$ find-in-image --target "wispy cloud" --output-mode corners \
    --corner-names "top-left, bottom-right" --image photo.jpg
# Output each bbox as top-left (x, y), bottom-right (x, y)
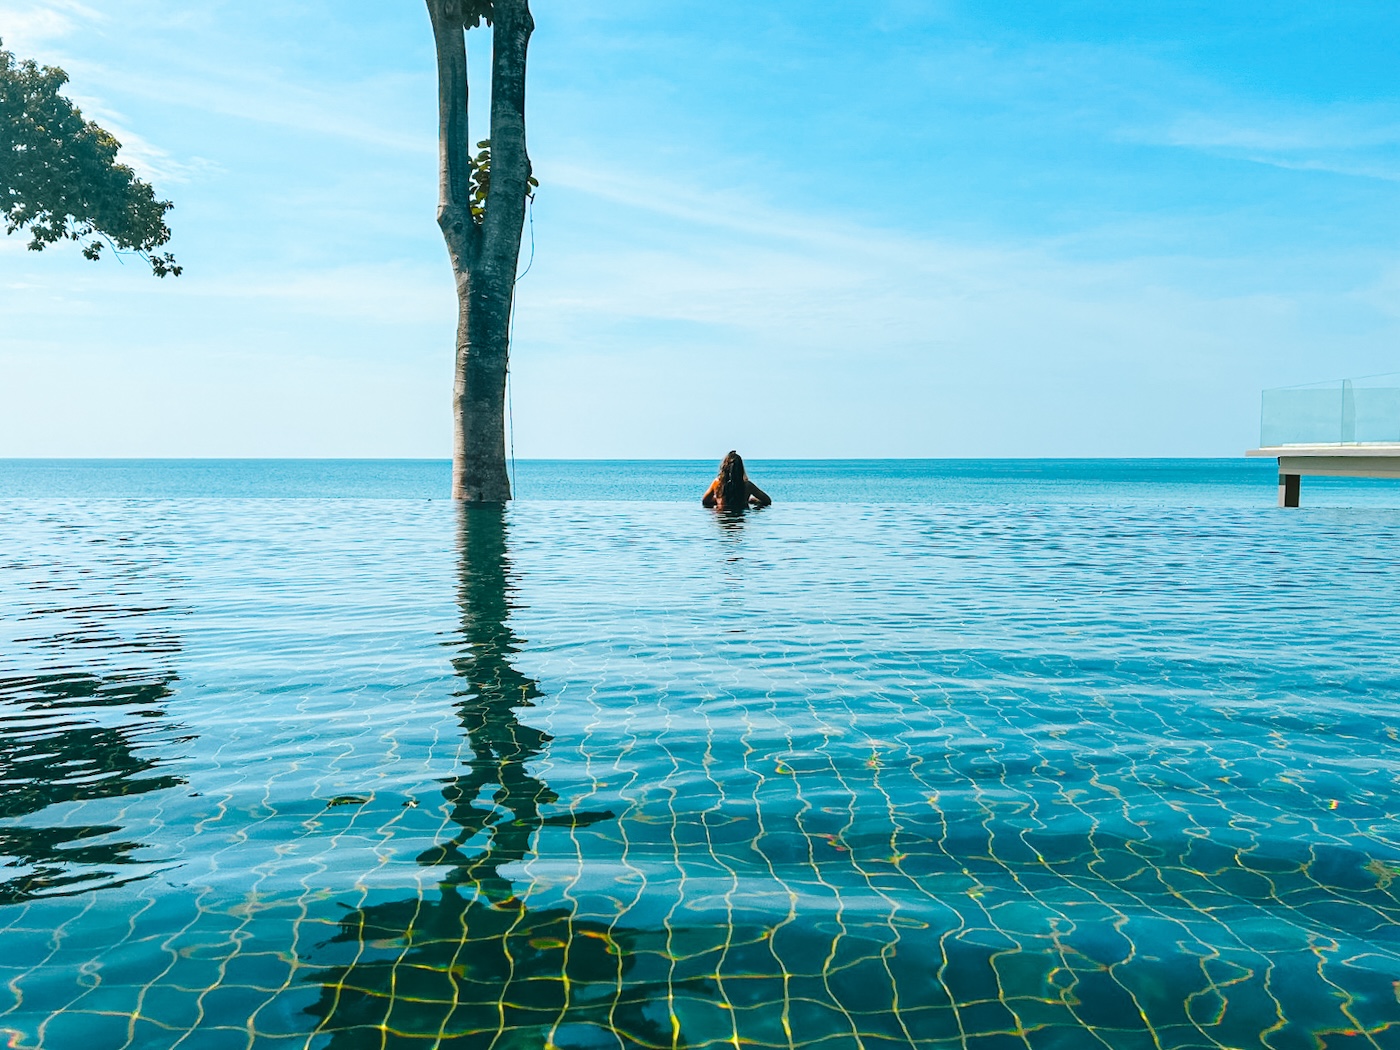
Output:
top-left (1161, 112), bottom-right (1400, 153)
top-left (65, 58), bottom-right (436, 154)
top-left (1140, 107), bottom-right (1400, 181)
top-left (6, 0), bottom-right (432, 155)
top-left (64, 90), bottom-right (219, 184)
top-left (0, 0), bottom-right (101, 53)
top-left (522, 159), bottom-right (1310, 371)
top-left (899, 34), bottom-right (1400, 185)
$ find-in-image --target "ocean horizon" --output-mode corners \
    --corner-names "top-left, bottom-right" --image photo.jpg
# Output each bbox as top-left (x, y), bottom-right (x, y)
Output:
top-left (5, 456), bottom-right (1400, 506)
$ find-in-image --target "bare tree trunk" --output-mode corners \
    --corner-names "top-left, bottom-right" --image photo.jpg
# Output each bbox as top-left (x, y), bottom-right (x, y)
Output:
top-left (427, 0), bottom-right (534, 502)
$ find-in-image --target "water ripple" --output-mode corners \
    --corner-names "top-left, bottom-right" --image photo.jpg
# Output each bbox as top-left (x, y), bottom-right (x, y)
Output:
top-left (0, 499), bottom-right (1396, 1047)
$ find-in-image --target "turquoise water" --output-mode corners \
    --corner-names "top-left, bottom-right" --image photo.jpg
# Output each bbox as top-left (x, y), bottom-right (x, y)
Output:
top-left (7, 456), bottom-right (1400, 505)
top-left (2, 463), bottom-right (1399, 1048)
top-left (4, 456), bottom-right (1400, 506)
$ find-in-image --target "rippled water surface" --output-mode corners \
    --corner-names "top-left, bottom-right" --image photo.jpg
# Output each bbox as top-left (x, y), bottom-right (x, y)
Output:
top-left (2, 492), bottom-right (1399, 1048)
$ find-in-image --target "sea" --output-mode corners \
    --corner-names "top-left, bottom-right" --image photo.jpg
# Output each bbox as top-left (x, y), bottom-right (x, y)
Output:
top-left (0, 459), bottom-right (1397, 1049)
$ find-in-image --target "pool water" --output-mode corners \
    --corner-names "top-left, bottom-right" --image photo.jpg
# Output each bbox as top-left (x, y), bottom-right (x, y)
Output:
top-left (2, 491), bottom-right (1399, 1048)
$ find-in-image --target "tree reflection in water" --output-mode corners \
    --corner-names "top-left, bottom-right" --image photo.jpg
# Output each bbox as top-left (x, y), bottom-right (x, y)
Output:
top-left (0, 670), bottom-right (184, 903)
top-left (0, 578), bottom-right (186, 906)
top-left (307, 506), bottom-right (676, 1049)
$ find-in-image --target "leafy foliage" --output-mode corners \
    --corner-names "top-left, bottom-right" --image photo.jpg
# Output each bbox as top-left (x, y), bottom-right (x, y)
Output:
top-left (440, 0), bottom-right (496, 29)
top-left (467, 138), bottom-right (538, 224)
top-left (0, 41), bottom-right (180, 277)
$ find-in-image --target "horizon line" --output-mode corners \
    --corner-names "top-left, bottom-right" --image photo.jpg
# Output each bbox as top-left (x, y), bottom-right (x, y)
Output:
top-left (0, 455), bottom-right (1268, 463)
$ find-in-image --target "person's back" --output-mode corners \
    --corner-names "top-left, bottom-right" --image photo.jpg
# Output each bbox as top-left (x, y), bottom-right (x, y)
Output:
top-left (701, 451), bottom-right (771, 510)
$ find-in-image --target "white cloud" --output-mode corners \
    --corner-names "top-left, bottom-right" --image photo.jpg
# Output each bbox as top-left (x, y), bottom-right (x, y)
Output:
top-left (1161, 112), bottom-right (1400, 154)
top-left (7, 1), bottom-right (432, 156)
top-left (62, 89), bottom-right (219, 184)
top-left (0, 0), bottom-right (102, 54)
top-left (63, 56), bottom-right (435, 155)
top-left (913, 37), bottom-right (1400, 184)
top-left (1125, 105), bottom-right (1400, 181)
top-left (526, 161), bottom-right (1272, 362)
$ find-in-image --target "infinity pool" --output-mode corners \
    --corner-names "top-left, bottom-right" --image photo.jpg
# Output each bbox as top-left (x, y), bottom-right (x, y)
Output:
top-left (2, 497), bottom-right (1398, 1048)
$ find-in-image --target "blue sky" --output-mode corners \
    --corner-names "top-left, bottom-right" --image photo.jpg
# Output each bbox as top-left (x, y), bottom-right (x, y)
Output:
top-left (3, 0), bottom-right (1400, 457)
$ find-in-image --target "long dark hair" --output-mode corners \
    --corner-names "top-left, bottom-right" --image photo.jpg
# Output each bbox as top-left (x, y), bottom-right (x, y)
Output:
top-left (716, 451), bottom-right (747, 510)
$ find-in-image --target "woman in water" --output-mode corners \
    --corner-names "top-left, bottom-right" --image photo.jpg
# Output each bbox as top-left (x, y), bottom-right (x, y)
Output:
top-left (702, 451), bottom-right (772, 510)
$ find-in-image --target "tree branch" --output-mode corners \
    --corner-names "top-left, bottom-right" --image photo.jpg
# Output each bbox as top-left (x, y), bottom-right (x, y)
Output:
top-left (481, 0), bottom-right (533, 267)
top-left (426, 0), bottom-right (477, 264)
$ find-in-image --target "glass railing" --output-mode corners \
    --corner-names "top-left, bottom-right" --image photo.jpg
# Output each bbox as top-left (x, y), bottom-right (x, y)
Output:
top-left (1261, 373), bottom-right (1400, 446)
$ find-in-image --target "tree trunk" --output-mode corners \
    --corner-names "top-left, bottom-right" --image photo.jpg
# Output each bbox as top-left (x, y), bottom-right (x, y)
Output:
top-left (427, 0), bottom-right (534, 502)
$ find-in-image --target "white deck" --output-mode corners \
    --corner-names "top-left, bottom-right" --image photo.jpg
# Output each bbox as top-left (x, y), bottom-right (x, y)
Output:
top-left (1247, 444), bottom-right (1400, 478)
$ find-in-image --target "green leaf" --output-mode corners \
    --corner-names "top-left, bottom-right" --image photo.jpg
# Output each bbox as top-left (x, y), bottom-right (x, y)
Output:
top-left (0, 39), bottom-right (179, 276)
